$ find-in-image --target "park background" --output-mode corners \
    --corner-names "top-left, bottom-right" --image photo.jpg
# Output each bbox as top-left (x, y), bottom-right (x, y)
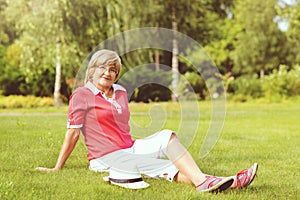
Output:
top-left (0, 0), bottom-right (300, 106)
top-left (0, 0), bottom-right (299, 199)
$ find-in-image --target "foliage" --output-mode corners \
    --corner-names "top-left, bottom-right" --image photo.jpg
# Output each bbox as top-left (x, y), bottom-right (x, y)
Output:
top-left (0, 44), bottom-right (26, 95)
top-left (276, 0), bottom-right (300, 65)
top-left (0, 0), bottom-right (299, 101)
top-left (119, 65), bottom-right (172, 102)
top-left (0, 0), bottom-right (18, 45)
top-left (0, 95), bottom-right (54, 108)
top-left (229, 64), bottom-right (300, 102)
top-left (262, 64), bottom-right (300, 101)
top-left (229, 74), bottom-right (263, 101)
top-left (177, 71), bottom-right (206, 100)
top-left (231, 0), bottom-right (289, 77)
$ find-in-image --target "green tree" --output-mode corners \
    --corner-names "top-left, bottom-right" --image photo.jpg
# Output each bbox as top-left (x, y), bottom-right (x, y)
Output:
top-left (280, 0), bottom-right (300, 64)
top-left (120, 0), bottom-right (234, 100)
top-left (232, 0), bottom-right (288, 78)
top-left (0, 0), bottom-right (18, 45)
top-left (0, 44), bottom-right (26, 95)
top-left (3, 0), bottom-right (124, 103)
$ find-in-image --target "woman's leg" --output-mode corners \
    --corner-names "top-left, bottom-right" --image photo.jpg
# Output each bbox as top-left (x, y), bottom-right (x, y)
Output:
top-left (167, 134), bottom-right (258, 192)
top-left (174, 171), bottom-right (192, 184)
top-left (166, 134), bottom-right (206, 186)
top-left (134, 130), bottom-right (234, 192)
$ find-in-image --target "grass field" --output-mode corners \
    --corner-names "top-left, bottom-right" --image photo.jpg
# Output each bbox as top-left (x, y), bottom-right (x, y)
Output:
top-left (0, 101), bottom-right (299, 199)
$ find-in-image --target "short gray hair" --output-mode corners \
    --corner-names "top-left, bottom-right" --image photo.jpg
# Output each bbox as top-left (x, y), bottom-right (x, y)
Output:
top-left (84, 49), bottom-right (122, 84)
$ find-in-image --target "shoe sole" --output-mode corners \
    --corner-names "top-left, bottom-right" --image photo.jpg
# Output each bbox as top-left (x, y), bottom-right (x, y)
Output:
top-left (214, 178), bottom-right (234, 193)
top-left (201, 178), bottom-right (234, 193)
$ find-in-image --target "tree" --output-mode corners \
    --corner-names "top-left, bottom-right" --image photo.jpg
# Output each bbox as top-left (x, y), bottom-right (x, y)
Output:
top-left (5, 0), bottom-right (296, 101)
top-left (232, 0), bottom-right (289, 78)
top-left (3, 0), bottom-right (124, 103)
top-left (280, 0), bottom-right (300, 64)
top-left (124, 0), bottom-right (232, 100)
top-left (202, 1), bottom-right (237, 74)
top-left (0, 44), bottom-right (26, 95)
top-left (4, 0), bottom-right (70, 102)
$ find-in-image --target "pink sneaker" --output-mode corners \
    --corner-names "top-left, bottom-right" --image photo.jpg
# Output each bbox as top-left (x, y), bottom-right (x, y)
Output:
top-left (196, 175), bottom-right (234, 193)
top-left (234, 163), bottom-right (258, 189)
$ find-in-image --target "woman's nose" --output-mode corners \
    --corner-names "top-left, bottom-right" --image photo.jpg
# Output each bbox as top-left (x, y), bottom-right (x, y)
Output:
top-left (103, 68), bottom-right (111, 75)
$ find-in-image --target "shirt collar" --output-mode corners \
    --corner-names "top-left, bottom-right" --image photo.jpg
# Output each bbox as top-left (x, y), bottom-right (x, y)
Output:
top-left (85, 81), bottom-right (126, 96)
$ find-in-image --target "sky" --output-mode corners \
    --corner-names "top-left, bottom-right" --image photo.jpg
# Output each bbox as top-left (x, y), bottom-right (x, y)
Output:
top-left (276, 0), bottom-right (299, 31)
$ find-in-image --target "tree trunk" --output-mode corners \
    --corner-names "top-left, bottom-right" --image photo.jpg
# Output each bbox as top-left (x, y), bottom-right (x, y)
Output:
top-left (54, 38), bottom-right (62, 107)
top-left (171, 4), bottom-right (179, 102)
top-left (155, 49), bottom-right (160, 71)
top-left (260, 66), bottom-right (265, 79)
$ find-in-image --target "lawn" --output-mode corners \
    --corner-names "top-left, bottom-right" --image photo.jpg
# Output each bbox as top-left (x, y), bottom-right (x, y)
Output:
top-left (0, 101), bottom-right (299, 199)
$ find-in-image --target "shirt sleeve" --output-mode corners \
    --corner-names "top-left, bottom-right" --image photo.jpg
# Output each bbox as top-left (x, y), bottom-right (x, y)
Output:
top-left (67, 88), bottom-right (87, 129)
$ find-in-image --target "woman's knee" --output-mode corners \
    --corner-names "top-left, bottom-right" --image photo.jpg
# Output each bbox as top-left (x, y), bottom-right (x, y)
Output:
top-left (170, 132), bottom-right (177, 141)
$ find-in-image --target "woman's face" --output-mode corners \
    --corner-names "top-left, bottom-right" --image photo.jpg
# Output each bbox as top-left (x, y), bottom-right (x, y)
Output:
top-left (92, 65), bottom-right (118, 89)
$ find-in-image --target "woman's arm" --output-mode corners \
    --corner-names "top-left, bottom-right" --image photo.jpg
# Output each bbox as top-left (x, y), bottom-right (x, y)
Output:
top-left (36, 128), bottom-right (80, 172)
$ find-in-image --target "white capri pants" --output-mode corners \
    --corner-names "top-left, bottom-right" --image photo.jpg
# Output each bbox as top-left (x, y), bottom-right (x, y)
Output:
top-left (89, 129), bottom-right (179, 182)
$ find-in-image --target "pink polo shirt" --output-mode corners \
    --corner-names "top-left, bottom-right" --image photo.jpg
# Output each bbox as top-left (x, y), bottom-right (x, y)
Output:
top-left (67, 82), bottom-right (134, 160)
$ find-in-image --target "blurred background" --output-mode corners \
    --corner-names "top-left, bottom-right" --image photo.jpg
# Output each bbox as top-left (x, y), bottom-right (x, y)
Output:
top-left (0, 0), bottom-right (299, 107)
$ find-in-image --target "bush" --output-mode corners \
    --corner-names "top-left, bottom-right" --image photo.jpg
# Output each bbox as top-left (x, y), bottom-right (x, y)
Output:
top-left (229, 64), bottom-right (300, 102)
top-left (229, 74), bottom-right (263, 100)
top-left (263, 65), bottom-right (300, 101)
top-left (177, 71), bottom-right (206, 100)
top-left (0, 95), bottom-right (54, 108)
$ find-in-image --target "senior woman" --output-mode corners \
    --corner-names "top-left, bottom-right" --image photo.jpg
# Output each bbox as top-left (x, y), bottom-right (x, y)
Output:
top-left (36, 49), bottom-right (258, 192)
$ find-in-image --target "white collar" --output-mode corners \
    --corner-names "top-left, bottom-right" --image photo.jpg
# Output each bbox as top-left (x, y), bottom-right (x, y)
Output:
top-left (85, 81), bottom-right (124, 114)
top-left (85, 81), bottom-right (126, 96)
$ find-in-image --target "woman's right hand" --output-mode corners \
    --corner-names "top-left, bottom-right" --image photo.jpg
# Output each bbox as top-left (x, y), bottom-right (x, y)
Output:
top-left (35, 167), bottom-right (59, 172)
top-left (36, 128), bottom-right (80, 173)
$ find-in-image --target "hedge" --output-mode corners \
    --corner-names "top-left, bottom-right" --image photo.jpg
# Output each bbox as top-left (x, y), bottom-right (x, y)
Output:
top-left (0, 95), bottom-right (54, 108)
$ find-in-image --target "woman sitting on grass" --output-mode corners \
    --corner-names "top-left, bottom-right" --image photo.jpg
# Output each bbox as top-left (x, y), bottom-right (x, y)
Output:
top-left (36, 49), bottom-right (258, 192)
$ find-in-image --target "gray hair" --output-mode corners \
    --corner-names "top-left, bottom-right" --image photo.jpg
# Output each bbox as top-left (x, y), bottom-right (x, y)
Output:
top-left (84, 49), bottom-right (122, 84)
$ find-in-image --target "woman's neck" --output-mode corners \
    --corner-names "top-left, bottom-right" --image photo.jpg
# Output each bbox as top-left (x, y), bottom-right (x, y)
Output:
top-left (97, 84), bottom-right (113, 98)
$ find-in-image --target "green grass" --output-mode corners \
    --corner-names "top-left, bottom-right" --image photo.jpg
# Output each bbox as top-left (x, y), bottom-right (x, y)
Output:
top-left (0, 101), bottom-right (299, 199)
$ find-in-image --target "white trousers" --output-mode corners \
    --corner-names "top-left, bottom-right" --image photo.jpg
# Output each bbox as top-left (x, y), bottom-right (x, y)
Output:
top-left (89, 129), bottom-right (179, 182)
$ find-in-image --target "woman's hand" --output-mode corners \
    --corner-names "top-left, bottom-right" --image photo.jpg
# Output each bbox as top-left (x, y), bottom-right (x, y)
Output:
top-left (36, 128), bottom-right (80, 172)
top-left (35, 167), bottom-right (59, 172)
